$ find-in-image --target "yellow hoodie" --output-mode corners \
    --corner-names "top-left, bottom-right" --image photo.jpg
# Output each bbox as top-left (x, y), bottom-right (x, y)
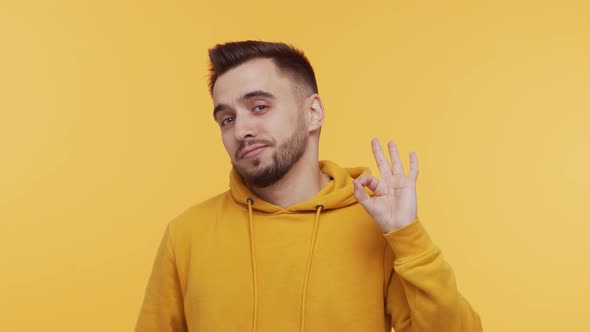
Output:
top-left (135, 160), bottom-right (482, 332)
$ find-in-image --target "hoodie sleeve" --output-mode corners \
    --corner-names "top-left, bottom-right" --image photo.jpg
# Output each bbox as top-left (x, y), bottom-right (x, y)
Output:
top-left (135, 223), bottom-right (188, 332)
top-left (382, 218), bottom-right (482, 332)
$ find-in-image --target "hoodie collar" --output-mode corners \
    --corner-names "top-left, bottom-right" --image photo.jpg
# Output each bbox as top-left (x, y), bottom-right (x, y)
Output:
top-left (229, 160), bottom-right (371, 213)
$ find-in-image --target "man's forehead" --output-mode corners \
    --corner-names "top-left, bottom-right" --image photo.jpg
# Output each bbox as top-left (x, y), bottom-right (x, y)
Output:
top-left (212, 58), bottom-right (290, 103)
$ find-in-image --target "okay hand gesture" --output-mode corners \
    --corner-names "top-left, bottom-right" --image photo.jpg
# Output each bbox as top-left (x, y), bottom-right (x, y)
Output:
top-left (353, 138), bottom-right (419, 233)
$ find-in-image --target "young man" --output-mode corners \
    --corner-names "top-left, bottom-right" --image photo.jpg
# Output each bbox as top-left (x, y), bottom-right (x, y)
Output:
top-left (135, 40), bottom-right (482, 332)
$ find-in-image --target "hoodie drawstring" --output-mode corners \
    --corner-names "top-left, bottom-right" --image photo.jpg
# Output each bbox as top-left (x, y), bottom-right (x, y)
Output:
top-left (246, 197), bottom-right (324, 332)
top-left (246, 197), bottom-right (258, 332)
top-left (300, 204), bottom-right (323, 332)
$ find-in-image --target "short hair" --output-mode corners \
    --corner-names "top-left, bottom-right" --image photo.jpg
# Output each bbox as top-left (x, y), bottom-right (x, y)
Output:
top-left (207, 40), bottom-right (319, 98)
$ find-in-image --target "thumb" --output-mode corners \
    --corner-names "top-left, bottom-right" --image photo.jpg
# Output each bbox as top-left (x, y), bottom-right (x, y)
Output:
top-left (353, 179), bottom-right (372, 208)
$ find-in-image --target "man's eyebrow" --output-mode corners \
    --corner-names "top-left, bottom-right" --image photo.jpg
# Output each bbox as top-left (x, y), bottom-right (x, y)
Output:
top-left (241, 90), bottom-right (276, 101)
top-left (213, 90), bottom-right (276, 119)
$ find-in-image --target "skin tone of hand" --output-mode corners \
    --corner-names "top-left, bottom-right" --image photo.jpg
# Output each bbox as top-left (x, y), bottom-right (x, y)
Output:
top-left (352, 138), bottom-right (419, 234)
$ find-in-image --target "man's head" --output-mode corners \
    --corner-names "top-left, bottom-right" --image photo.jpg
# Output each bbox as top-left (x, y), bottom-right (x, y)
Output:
top-left (208, 40), bottom-right (324, 188)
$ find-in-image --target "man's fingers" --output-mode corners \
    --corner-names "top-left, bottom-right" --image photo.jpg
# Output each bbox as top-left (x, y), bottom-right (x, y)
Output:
top-left (387, 140), bottom-right (405, 176)
top-left (371, 138), bottom-right (393, 182)
top-left (352, 178), bottom-right (371, 206)
top-left (355, 175), bottom-right (381, 193)
top-left (408, 151), bottom-right (419, 179)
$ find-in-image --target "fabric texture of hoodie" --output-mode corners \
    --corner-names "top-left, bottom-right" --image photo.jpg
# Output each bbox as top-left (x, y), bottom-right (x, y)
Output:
top-left (135, 160), bottom-right (482, 332)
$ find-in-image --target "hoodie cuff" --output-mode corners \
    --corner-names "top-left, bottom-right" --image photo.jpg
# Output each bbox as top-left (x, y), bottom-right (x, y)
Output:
top-left (383, 218), bottom-right (436, 261)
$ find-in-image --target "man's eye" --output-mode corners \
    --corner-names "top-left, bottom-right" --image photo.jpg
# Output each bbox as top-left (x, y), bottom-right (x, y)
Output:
top-left (253, 105), bottom-right (268, 112)
top-left (221, 116), bottom-right (234, 126)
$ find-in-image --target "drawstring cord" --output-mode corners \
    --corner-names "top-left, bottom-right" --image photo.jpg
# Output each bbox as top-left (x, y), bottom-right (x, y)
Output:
top-left (246, 197), bottom-right (258, 332)
top-left (300, 204), bottom-right (323, 332)
top-left (246, 197), bottom-right (324, 332)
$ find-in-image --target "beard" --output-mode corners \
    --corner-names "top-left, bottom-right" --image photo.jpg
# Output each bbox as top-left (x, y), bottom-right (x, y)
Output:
top-left (233, 114), bottom-right (308, 188)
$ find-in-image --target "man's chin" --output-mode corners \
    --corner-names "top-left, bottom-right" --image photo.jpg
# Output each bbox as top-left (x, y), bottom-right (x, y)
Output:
top-left (235, 159), bottom-right (267, 176)
top-left (237, 152), bottom-right (268, 166)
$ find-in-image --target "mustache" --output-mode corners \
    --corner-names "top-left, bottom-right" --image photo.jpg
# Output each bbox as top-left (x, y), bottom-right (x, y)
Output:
top-left (235, 139), bottom-right (274, 159)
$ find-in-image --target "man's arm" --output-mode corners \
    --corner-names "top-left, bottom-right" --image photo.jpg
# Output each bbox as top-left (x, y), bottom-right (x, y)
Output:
top-left (135, 223), bottom-right (188, 332)
top-left (383, 218), bottom-right (482, 332)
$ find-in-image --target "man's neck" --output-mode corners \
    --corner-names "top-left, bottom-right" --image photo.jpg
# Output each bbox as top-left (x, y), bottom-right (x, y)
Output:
top-left (248, 159), bottom-right (332, 209)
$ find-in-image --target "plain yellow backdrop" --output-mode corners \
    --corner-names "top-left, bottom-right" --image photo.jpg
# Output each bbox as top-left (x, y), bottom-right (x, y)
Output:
top-left (1, 1), bottom-right (589, 331)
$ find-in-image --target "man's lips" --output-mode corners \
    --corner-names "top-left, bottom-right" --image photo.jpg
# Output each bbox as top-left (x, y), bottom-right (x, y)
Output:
top-left (240, 144), bottom-right (269, 159)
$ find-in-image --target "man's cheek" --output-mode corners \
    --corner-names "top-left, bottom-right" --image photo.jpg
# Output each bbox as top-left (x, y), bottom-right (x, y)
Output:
top-left (220, 139), bottom-right (233, 159)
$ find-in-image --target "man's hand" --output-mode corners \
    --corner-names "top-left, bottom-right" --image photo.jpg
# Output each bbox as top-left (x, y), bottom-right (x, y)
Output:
top-left (353, 138), bottom-right (419, 233)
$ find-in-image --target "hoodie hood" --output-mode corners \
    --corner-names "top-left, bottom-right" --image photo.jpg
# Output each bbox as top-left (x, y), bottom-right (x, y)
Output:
top-left (229, 159), bottom-right (372, 213)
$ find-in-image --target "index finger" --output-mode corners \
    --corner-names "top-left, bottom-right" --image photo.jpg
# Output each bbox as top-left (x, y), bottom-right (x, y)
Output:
top-left (371, 138), bottom-right (393, 182)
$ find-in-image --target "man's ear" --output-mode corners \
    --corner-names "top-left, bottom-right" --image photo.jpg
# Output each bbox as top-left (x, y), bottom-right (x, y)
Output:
top-left (306, 93), bottom-right (324, 133)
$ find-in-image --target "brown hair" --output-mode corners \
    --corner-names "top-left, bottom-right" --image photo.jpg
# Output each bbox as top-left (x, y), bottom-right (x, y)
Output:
top-left (207, 40), bottom-right (318, 97)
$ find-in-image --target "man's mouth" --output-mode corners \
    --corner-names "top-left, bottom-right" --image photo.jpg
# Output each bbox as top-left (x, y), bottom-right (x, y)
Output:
top-left (240, 144), bottom-right (269, 159)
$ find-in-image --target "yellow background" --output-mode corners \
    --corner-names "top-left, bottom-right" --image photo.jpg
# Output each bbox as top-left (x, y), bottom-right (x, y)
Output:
top-left (1, 1), bottom-right (589, 331)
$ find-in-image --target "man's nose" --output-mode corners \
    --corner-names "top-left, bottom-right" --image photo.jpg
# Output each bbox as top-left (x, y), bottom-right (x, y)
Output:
top-left (233, 112), bottom-right (257, 141)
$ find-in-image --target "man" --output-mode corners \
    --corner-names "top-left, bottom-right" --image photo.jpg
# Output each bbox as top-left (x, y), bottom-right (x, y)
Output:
top-left (135, 40), bottom-right (482, 332)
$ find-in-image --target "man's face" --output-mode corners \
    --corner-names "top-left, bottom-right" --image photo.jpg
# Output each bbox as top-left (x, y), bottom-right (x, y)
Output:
top-left (212, 58), bottom-right (309, 188)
